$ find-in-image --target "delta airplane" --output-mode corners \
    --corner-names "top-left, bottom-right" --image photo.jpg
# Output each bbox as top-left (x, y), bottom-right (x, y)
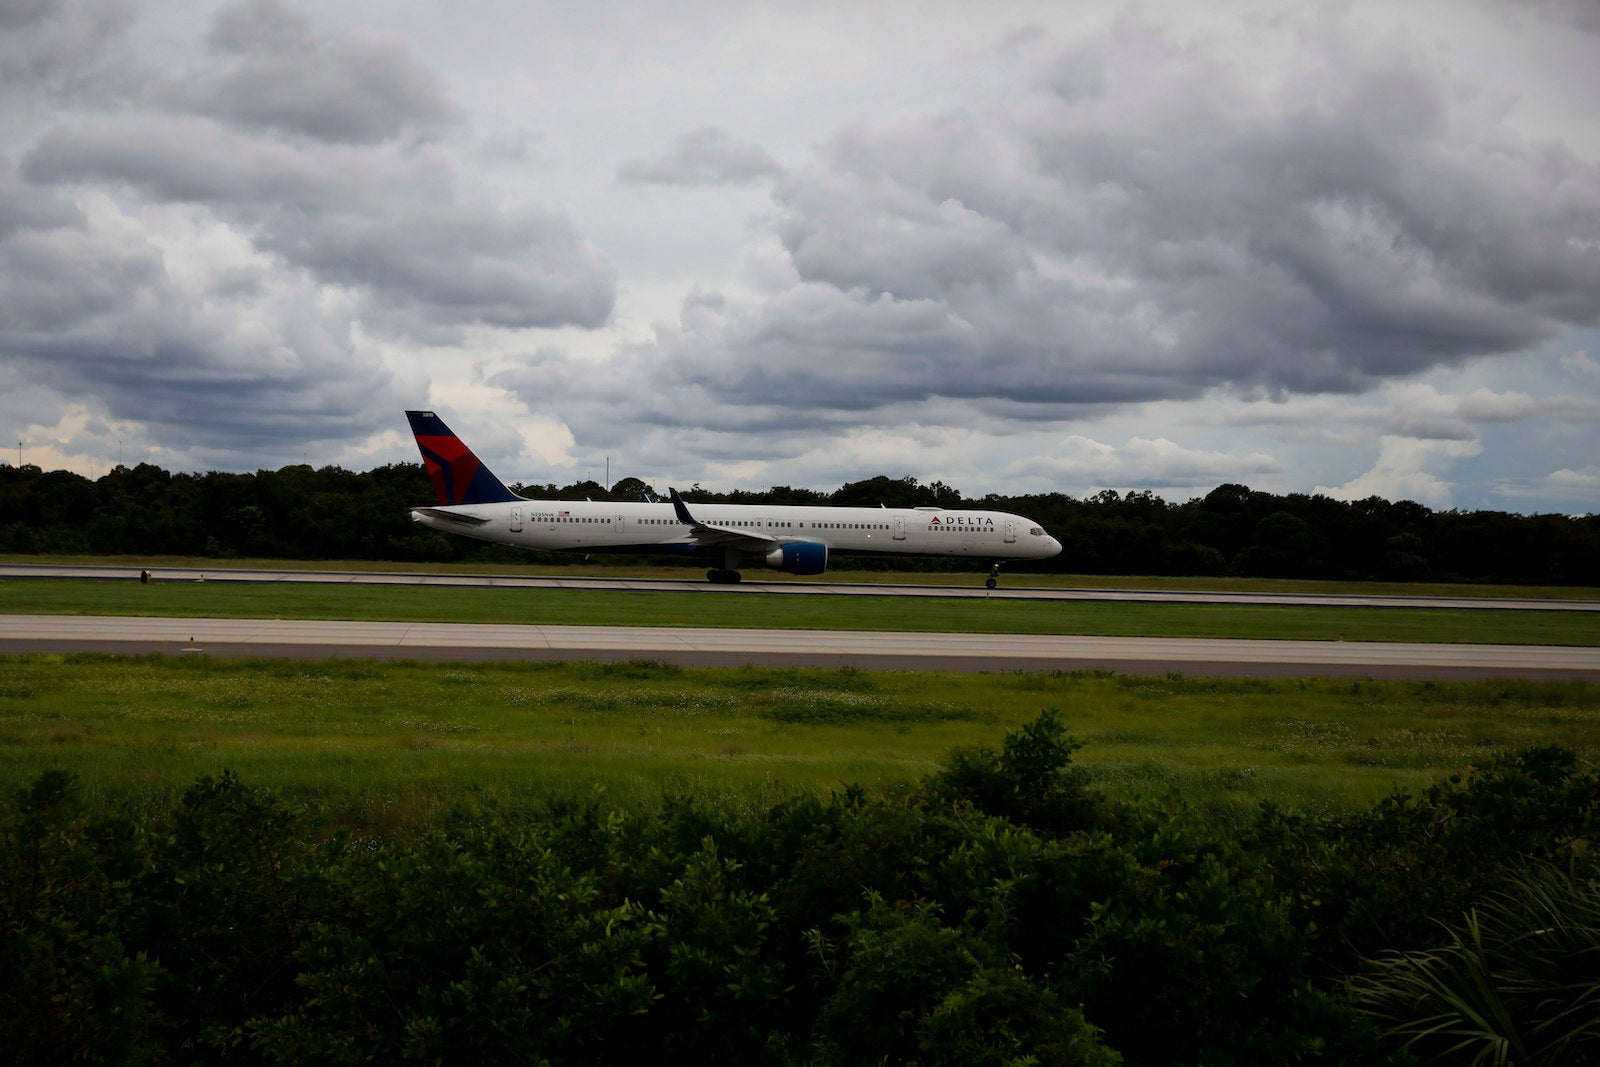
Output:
top-left (406, 410), bottom-right (1062, 586)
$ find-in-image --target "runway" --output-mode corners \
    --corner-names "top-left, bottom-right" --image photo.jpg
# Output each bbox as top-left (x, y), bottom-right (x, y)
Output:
top-left (4, 563), bottom-right (1596, 612)
top-left (4, 614), bottom-right (1598, 680)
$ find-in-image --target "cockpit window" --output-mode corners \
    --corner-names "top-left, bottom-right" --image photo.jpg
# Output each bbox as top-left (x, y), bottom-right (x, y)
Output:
top-left (1029, 527), bottom-right (1044, 536)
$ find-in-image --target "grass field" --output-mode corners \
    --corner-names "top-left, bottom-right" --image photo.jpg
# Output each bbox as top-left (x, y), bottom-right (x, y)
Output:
top-left (5, 560), bottom-right (1599, 823)
top-left (4, 653), bottom-right (1598, 825)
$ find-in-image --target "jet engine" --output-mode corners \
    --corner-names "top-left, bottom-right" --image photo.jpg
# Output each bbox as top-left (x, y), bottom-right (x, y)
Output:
top-left (764, 540), bottom-right (828, 575)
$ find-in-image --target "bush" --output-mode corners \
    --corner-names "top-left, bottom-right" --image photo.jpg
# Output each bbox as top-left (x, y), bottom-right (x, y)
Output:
top-left (811, 894), bottom-right (1120, 1066)
top-left (1313, 746), bottom-right (1600, 964)
top-left (0, 771), bottom-right (165, 1065)
top-left (932, 707), bottom-right (1105, 832)
top-left (1354, 861), bottom-right (1600, 1065)
top-left (2, 731), bottom-right (1594, 1064)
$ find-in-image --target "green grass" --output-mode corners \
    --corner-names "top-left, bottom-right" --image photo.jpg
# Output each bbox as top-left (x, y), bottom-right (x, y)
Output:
top-left (6, 561), bottom-right (1597, 824)
top-left (4, 654), bottom-right (1597, 822)
top-left (6, 578), bottom-right (1600, 645)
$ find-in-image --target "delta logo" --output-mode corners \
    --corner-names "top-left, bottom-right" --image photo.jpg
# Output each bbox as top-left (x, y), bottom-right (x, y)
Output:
top-left (417, 435), bottom-right (481, 506)
top-left (928, 515), bottom-right (994, 525)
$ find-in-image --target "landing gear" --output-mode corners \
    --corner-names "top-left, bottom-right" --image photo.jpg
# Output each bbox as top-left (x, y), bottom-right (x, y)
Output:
top-left (707, 547), bottom-right (744, 584)
top-left (985, 562), bottom-right (1002, 590)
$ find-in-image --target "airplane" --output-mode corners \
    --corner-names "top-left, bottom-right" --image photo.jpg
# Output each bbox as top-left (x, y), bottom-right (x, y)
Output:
top-left (406, 410), bottom-right (1062, 587)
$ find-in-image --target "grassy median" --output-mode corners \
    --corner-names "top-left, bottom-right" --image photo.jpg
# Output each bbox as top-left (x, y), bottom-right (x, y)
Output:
top-left (6, 577), bottom-right (1600, 645)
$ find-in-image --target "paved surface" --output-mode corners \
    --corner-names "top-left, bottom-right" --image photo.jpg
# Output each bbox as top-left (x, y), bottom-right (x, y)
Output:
top-left (4, 563), bottom-right (1596, 611)
top-left (5, 614), bottom-right (1597, 680)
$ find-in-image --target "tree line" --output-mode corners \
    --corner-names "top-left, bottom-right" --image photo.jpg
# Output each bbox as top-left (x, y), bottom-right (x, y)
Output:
top-left (2, 460), bottom-right (1597, 584)
top-left (5, 711), bottom-right (1597, 1064)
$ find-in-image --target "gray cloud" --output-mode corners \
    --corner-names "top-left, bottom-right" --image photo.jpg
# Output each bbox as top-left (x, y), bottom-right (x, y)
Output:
top-left (0, 0), bottom-right (133, 98)
top-left (0, 156), bottom-right (77, 239)
top-left (1523, 0), bottom-right (1600, 33)
top-left (16, 2), bottom-right (616, 339)
top-left (2, 2), bottom-right (1593, 510)
top-left (0, 158), bottom-right (405, 450)
top-left (23, 118), bottom-right (615, 337)
top-left (1021, 434), bottom-right (1284, 490)
top-left (2, 0), bottom-right (617, 463)
top-left (511, 15), bottom-right (1599, 447)
top-left (179, 0), bottom-right (462, 145)
top-left (617, 127), bottom-right (784, 186)
top-left (0, 0), bottom-right (55, 25)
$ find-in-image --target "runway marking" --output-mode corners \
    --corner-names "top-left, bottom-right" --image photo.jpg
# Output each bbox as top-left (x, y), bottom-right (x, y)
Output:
top-left (4, 614), bottom-right (1597, 680)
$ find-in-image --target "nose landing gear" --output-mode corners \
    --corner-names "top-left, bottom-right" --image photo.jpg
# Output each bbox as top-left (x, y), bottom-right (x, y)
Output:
top-left (986, 562), bottom-right (1002, 590)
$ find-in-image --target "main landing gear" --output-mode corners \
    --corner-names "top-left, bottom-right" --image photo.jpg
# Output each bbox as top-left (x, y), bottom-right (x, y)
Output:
top-left (707, 546), bottom-right (744, 584)
top-left (986, 562), bottom-right (1003, 590)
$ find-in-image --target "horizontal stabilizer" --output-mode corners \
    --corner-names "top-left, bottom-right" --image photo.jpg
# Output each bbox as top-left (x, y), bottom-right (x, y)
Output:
top-left (411, 506), bottom-right (491, 527)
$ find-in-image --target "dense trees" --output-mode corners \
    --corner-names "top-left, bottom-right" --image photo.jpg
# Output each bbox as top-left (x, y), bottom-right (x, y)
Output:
top-left (5, 715), bottom-right (1596, 1064)
top-left (3, 461), bottom-right (1597, 583)
top-left (1, 462), bottom-right (449, 563)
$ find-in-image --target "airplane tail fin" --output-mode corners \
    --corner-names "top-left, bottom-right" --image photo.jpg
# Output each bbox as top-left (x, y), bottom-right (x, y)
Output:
top-left (406, 410), bottom-right (523, 506)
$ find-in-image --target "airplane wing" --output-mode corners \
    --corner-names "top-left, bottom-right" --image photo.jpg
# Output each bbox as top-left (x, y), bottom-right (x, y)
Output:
top-left (669, 488), bottom-right (780, 550)
top-left (411, 506), bottom-right (492, 527)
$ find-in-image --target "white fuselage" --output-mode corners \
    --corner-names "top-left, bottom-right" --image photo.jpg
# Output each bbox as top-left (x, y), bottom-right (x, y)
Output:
top-left (411, 498), bottom-right (1063, 561)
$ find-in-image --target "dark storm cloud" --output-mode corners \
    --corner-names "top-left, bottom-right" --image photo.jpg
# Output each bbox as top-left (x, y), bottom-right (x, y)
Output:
top-left (22, 116), bottom-right (333, 204)
top-left (269, 197), bottom-right (615, 335)
top-left (22, 114), bottom-right (614, 336)
top-left (0, 0), bottom-right (53, 24)
top-left (0, 156), bottom-right (77, 238)
top-left (617, 127), bottom-right (784, 186)
top-left (2, 0), bottom-right (616, 460)
top-left (0, 0), bottom-right (132, 96)
top-left (178, 0), bottom-right (462, 144)
top-left (518, 16), bottom-right (1600, 439)
top-left (19, 0), bottom-right (614, 337)
top-left (1525, 0), bottom-right (1600, 33)
top-left (0, 160), bottom-right (404, 448)
top-left (21, 113), bottom-right (614, 333)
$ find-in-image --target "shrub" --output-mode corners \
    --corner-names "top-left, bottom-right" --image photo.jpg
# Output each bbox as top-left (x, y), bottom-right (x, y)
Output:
top-left (1314, 746), bottom-right (1600, 963)
top-left (1354, 861), bottom-right (1600, 1065)
top-left (810, 893), bottom-right (1120, 1066)
top-left (932, 707), bottom-right (1105, 832)
top-left (0, 770), bottom-right (165, 1065)
top-left (2, 732), bottom-right (1593, 1064)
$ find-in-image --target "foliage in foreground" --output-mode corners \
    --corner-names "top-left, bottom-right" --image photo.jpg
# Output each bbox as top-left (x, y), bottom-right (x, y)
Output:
top-left (3, 709), bottom-right (1597, 1065)
top-left (1353, 862), bottom-right (1600, 1066)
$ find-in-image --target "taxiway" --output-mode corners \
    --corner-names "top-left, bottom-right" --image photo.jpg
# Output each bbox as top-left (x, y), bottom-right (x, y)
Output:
top-left (4, 614), bottom-right (1597, 680)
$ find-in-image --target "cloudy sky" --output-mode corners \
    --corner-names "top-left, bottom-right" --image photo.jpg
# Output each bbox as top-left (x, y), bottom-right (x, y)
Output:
top-left (4, 0), bottom-right (1598, 513)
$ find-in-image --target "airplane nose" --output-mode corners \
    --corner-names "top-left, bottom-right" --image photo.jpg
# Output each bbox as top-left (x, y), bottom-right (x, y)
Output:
top-left (1045, 536), bottom-right (1062, 558)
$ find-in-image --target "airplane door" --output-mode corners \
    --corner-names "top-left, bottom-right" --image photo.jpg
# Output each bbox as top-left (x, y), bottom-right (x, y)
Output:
top-left (893, 516), bottom-right (906, 540)
top-left (511, 506), bottom-right (522, 533)
top-left (1004, 520), bottom-right (1016, 544)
